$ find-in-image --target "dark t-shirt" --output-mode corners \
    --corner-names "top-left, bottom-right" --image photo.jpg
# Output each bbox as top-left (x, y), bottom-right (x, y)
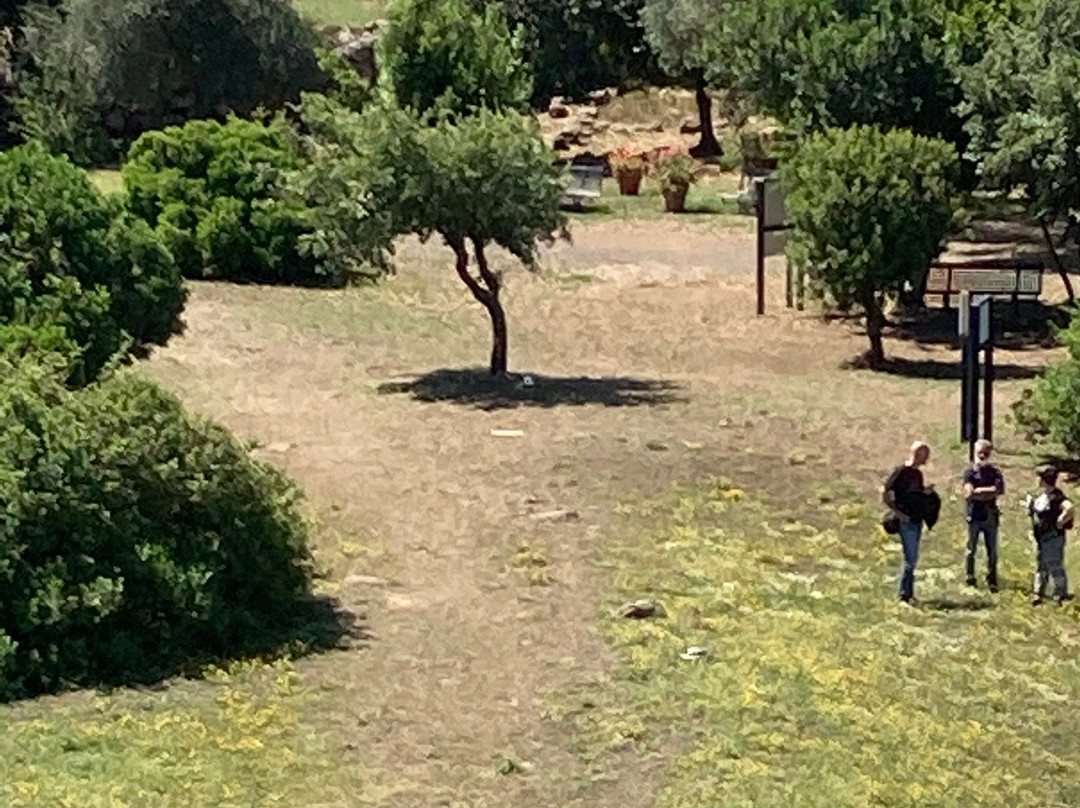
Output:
top-left (885, 465), bottom-right (924, 519)
top-left (963, 464), bottom-right (1004, 522)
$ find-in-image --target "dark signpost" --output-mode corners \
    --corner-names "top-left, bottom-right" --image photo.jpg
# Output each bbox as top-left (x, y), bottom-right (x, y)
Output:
top-left (959, 291), bottom-right (994, 460)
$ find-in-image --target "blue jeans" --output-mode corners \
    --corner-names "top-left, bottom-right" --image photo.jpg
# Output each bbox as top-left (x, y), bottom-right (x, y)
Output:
top-left (965, 516), bottom-right (999, 587)
top-left (898, 519), bottom-right (922, 601)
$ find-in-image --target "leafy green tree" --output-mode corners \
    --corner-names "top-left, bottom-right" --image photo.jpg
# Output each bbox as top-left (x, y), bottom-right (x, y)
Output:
top-left (501, 0), bottom-right (661, 104)
top-left (288, 94), bottom-right (415, 279)
top-left (640, 0), bottom-right (725, 156)
top-left (406, 109), bottom-right (567, 376)
top-left (0, 141), bottom-right (185, 381)
top-left (14, 0), bottom-right (324, 164)
top-left (710, 0), bottom-right (962, 143)
top-left (380, 0), bottom-right (532, 120)
top-left (1014, 309), bottom-right (1080, 455)
top-left (959, 0), bottom-right (1080, 299)
top-left (782, 125), bottom-right (959, 367)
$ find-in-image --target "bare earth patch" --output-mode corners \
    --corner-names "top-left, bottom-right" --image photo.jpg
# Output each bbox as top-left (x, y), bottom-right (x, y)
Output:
top-left (142, 218), bottom-right (1066, 806)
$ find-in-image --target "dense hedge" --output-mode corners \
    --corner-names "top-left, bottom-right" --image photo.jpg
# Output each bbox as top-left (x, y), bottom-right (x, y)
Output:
top-left (122, 117), bottom-right (322, 285)
top-left (0, 356), bottom-right (316, 700)
top-left (0, 141), bottom-right (185, 382)
top-left (1014, 311), bottom-right (1080, 455)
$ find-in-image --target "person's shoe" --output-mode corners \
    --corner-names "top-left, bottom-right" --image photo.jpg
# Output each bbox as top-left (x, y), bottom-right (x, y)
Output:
top-left (1032, 596), bottom-right (1045, 606)
top-left (899, 596), bottom-right (920, 608)
top-left (965, 577), bottom-right (977, 588)
top-left (987, 581), bottom-right (999, 594)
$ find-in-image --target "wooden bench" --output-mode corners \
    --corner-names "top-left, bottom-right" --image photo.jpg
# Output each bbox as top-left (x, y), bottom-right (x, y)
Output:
top-left (560, 164), bottom-right (604, 210)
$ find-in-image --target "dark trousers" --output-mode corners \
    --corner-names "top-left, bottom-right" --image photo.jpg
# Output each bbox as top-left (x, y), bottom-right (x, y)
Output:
top-left (965, 515), bottom-right (999, 587)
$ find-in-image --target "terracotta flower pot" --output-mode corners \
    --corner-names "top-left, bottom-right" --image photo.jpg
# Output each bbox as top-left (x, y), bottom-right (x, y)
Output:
top-left (662, 182), bottom-right (689, 212)
top-left (615, 166), bottom-right (644, 196)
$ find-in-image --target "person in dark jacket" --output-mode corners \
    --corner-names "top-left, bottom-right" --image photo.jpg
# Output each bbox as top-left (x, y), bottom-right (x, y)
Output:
top-left (883, 442), bottom-right (934, 605)
top-left (1026, 465), bottom-right (1075, 605)
top-left (963, 439), bottom-right (1005, 592)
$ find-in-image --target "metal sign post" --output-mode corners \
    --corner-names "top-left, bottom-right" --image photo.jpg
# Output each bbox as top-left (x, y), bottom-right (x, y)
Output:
top-left (959, 293), bottom-right (994, 460)
top-left (754, 176), bottom-right (792, 316)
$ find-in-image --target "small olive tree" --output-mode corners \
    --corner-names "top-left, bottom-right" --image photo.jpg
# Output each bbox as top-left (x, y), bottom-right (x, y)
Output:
top-left (405, 109), bottom-right (567, 376)
top-left (782, 125), bottom-right (958, 367)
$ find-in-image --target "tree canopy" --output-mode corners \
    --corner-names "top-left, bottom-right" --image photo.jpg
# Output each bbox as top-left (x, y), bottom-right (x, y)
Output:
top-left (380, 0), bottom-right (532, 120)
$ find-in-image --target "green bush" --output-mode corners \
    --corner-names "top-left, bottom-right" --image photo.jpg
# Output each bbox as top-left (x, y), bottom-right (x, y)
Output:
top-left (380, 0), bottom-right (532, 119)
top-left (0, 355), bottom-right (316, 700)
top-left (1014, 309), bottom-right (1080, 455)
top-left (14, 0), bottom-right (325, 165)
top-left (121, 116), bottom-right (331, 285)
top-left (781, 125), bottom-right (958, 365)
top-left (0, 141), bottom-right (185, 382)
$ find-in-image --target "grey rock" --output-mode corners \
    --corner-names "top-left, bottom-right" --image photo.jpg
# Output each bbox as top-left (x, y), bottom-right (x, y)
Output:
top-left (619, 599), bottom-right (667, 619)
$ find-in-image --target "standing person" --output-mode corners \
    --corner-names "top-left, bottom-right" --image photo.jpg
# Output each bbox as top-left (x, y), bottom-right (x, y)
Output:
top-left (963, 439), bottom-right (1005, 592)
top-left (1026, 465), bottom-right (1075, 605)
top-left (883, 442), bottom-right (934, 605)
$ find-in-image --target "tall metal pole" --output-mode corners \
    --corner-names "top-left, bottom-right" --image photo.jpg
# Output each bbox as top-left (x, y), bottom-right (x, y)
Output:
top-left (959, 290), bottom-right (971, 445)
top-left (756, 180), bottom-right (766, 316)
top-left (983, 300), bottom-right (994, 443)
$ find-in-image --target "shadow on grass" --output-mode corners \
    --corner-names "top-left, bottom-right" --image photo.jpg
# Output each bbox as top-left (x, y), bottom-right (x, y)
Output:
top-left (921, 596), bottom-right (995, 612)
top-left (841, 354), bottom-right (1041, 380)
top-left (4, 594), bottom-right (364, 703)
top-left (377, 367), bottom-right (685, 410)
top-left (888, 299), bottom-right (1071, 351)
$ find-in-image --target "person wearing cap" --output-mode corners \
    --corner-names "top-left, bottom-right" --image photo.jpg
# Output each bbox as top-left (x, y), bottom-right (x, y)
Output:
top-left (883, 441), bottom-right (935, 604)
top-left (1026, 465), bottom-right (1075, 605)
top-left (962, 439), bottom-right (1005, 592)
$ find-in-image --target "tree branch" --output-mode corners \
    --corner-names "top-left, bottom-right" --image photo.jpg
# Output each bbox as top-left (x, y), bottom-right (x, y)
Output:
top-left (1039, 217), bottom-right (1075, 301)
top-left (451, 237), bottom-right (491, 305)
top-left (471, 236), bottom-right (500, 296)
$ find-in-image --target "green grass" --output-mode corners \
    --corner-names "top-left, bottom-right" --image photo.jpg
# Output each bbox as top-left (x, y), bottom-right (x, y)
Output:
top-left (566, 175), bottom-right (751, 228)
top-left (293, 0), bottom-right (388, 27)
top-left (0, 658), bottom-right (396, 807)
top-left (563, 472), bottom-right (1080, 807)
top-left (88, 169), bottom-right (124, 198)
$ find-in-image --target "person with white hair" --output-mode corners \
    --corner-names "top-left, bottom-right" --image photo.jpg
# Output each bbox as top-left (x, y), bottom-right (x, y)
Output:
top-left (962, 438), bottom-right (1005, 592)
top-left (883, 441), bottom-right (935, 605)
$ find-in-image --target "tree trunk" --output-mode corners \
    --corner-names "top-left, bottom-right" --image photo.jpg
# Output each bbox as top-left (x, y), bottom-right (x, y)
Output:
top-left (473, 241), bottom-right (507, 377)
top-left (1039, 217), bottom-right (1076, 301)
top-left (689, 72), bottom-right (722, 158)
top-left (865, 296), bottom-right (886, 368)
top-left (450, 237), bottom-right (508, 377)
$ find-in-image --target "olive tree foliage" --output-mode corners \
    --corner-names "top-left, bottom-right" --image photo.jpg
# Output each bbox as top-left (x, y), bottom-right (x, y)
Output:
top-left (707, 0), bottom-right (970, 144)
top-left (960, 0), bottom-right (1080, 299)
top-left (13, 0), bottom-right (324, 165)
top-left (640, 0), bottom-right (727, 156)
top-left (379, 0), bottom-right (532, 121)
top-left (782, 126), bottom-right (959, 367)
top-left (404, 109), bottom-right (568, 376)
top-left (501, 0), bottom-right (661, 104)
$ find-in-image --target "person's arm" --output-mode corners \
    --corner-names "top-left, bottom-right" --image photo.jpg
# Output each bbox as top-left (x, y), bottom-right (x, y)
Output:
top-left (1058, 499), bottom-right (1074, 529)
top-left (883, 469), bottom-right (907, 516)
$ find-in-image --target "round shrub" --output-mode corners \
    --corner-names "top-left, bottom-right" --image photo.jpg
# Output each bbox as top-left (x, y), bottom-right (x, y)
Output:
top-left (123, 116), bottom-right (335, 286)
top-left (781, 124), bottom-right (959, 365)
top-left (0, 355), bottom-right (315, 700)
top-left (1014, 310), bottom-right (1080, 455)
top-left (0, 141), bottom-right (185, 382)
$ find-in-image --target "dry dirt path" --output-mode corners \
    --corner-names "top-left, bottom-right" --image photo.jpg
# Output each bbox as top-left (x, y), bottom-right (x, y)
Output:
top-left (146, 219), bottom-right (1060, 807)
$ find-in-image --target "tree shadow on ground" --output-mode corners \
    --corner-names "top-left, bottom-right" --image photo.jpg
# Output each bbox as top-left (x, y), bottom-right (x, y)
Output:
top-left (888, 299), bottom-right (1072, 352)
top-left (377, 368), bottom-right (685, 410)
top-left (841, 354), bottom-right (1041, 380)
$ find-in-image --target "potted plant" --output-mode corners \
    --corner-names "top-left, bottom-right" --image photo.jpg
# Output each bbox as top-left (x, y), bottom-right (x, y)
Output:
top-left (652, 150), bottom-right (698, 212)
top-left (608, 146), bottom-right (645, 196)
